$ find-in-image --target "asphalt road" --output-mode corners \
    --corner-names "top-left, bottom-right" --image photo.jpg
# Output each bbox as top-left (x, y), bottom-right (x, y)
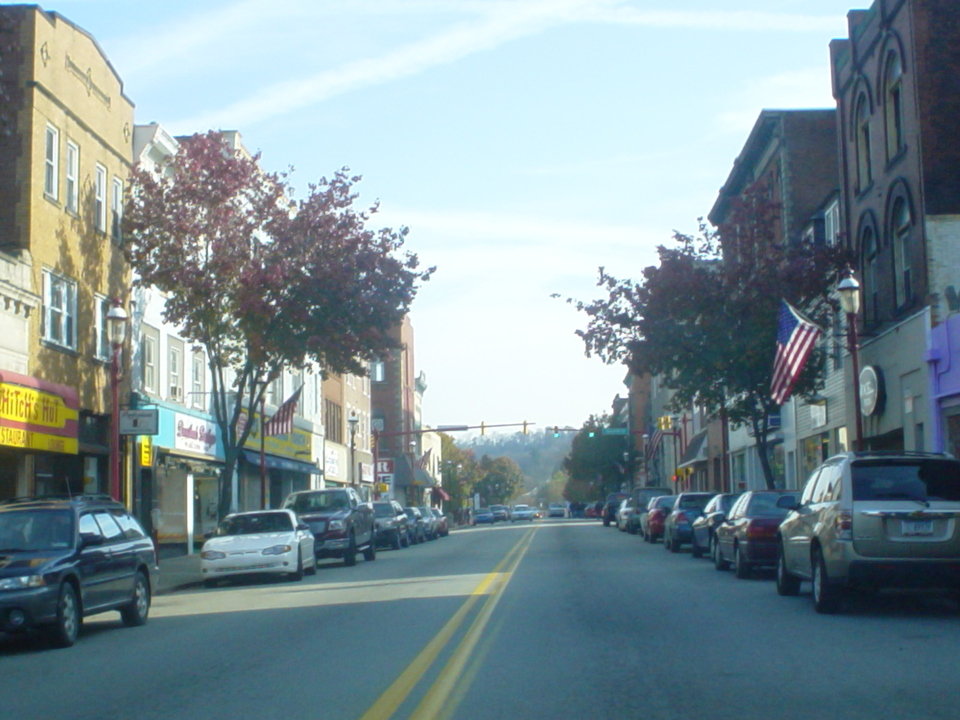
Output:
top-left (3, 519), bottom-right (960, 720)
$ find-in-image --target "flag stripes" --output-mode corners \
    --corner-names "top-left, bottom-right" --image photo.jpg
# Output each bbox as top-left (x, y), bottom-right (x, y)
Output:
top-left (263, 386), bottom-right (302, 437)
top-left (770, 301), bottom-right (821, 405)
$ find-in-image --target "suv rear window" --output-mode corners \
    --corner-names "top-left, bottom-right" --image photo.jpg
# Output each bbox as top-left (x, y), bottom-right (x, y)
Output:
top-left (852, 459), bottom-right (960, 502)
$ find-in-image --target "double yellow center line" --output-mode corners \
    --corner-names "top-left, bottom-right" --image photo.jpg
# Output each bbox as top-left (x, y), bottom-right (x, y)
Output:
top-left (359, 527), bottom-right (537, 720)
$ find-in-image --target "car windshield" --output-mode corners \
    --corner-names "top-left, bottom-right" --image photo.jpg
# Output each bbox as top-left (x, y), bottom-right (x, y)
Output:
top-left (747, 493), bottom-right (797, 517)
top-left (373, 503), bottom-right (395, 518)
top-left (852, 459), bottom-right (960, 502)
top-left (286, 491), bottom-right (349, 514)
top-left (0, 509), bottom-right (74, 551)
top-left (514, 505), bottom-right (529, 511)
top-left (656, 496), bottom-right (677, 508)
top-left (720, 494), bottom-right (740, 512)
top-left (477, 508), bottom-right (491, 514)
top-left (679, 495), bottom-right (712, 510)
top-left (218, 513), bottom-right (293, 535)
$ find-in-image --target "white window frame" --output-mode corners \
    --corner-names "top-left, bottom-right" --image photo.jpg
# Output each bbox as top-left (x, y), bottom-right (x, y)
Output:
top-left (142, 331), bottom-right (158, 394)
top-left (111, 177), bottom-right (123, 243)
top-left (42, 269), bottom-right (77, 350)
top-left (168, 343), bottom-right (183, 402)
top-left (65, 141), bottom-right (79, 213)
top-left (824, 199), bottom-right (840, 247)
top-left (94, 294), bottom-right (111, 361)
top-left (94, 164), bottom-right (107, 233)
top-left (44, 125), bottom-right (59, 200)
top-left (191, 351), bottom-right (205, 408)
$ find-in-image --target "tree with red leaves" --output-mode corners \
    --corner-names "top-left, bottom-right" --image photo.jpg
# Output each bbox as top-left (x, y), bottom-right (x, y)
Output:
top-left (570, 183), bottom-right (843, 488)
top-left (125, 131), bottom-right (432, 515)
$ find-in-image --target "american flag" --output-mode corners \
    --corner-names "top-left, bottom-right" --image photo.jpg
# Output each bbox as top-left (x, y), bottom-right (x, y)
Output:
top-left (416, 448), bottom-right (432, 470)
top-left (263, 386), bottom-right (302, 437)
top-left (645, 429), bottom-right (663, 460)
top-left (770, 301), bottom-right (821, 405)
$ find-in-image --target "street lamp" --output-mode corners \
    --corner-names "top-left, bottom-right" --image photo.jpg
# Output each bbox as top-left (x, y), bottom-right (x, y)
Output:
top-left (347, 411), bottom-right (359, 488)
top-left (106, 300), bottom-right (128, 501)
top-left (837, 268), bottom-right (864, 452)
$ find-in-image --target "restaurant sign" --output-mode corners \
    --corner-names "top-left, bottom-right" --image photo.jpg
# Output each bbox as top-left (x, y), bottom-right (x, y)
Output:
top-left (0, 372), bottom-right (78, 454)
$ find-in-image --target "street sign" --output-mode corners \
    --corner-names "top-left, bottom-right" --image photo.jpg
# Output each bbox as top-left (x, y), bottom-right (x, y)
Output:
top-left (602, 427), bottom-right (628, 436)
top-left (120, 409), bottom-right (159, 435)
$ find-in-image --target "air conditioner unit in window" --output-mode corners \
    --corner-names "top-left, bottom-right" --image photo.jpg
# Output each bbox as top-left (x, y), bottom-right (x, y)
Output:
top-left (169, 386), bottom-right (183, 401)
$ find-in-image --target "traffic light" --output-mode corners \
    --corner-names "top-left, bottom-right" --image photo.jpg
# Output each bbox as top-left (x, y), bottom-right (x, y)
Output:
top-left (657, 415), bottom-right (672, 431)
top-left (553, 426), bottom-right (560, 438)
top-left (587, 430), bottom-right (596, 438)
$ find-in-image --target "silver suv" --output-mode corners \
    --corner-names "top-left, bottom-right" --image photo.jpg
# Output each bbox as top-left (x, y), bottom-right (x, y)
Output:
top-left (776, 451), bottom-right (960, 613)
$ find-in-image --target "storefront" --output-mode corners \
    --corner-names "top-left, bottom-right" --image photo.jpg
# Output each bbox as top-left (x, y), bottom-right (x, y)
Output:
top-left (239, 410), bottom-right (319, 509)
top-left (0, 371), bottom-right (79, 499)
top-left (929, 312), bottom-right (960, 455)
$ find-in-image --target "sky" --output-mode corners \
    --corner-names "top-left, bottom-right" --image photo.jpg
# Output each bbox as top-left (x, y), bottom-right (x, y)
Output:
top-left (15, 0), bottom-right (864, 433)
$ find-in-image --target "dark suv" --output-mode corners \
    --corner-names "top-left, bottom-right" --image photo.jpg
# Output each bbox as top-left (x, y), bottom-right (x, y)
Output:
top-left (0, 495), bottom-right (157, 647)
top-left (283, 487), bottom-right (376, 566)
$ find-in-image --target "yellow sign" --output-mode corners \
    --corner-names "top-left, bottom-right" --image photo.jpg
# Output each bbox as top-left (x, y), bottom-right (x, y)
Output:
top-left (0, 379), bottom-right (79, 454)
top-left (140, 436), bottom-right (153, 466)
top-left (239, 410), bottom-right (312, 459)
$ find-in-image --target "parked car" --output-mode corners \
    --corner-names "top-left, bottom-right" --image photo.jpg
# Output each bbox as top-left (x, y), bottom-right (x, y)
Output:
top-left (663, 492), bottom-right (715, 552)
top-left (713, 490), bottom-right (799, 578)
top-left (631, 487), bottom-right (672, 537)
top-left (615, 498), bottom-right (635, 532)
top-left (603, 492), bottom-right (629, 526)
top-left (547, 503), bottom-right (566, 518)
top-left (490, 505), bottom-right (510, 522)
top-left (0, 495), bottom-right (156, 648)
top-left (201, 509), bottom-right (316, 586)
top-left (373, 501), bottom-right (410, 549)
top-left (510, 504), bottom-right (536, 522)
top-left (430, 508), bottom-right (449, 536)
top-left (642, 495), bottom-right (677, 543)
top-left (690, 493), bottom-right (741, 558)
top-left (283, 487), bottom-right (376, 566)
top-left (777, 451), bottom-right (960, 613)
top-left (419, 506), bottom-right (439, 539)
top-left (405, 506), bottom-right (428, 541)
top-left (472, 507), bottom-right (495, 525)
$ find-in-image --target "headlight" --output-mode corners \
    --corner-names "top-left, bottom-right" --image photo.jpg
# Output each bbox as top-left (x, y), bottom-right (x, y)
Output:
top-left (262, 545), bottom-right (292, 556)
top-left (0, 575), bottom-right (46, 590)
top-left (328, 520), bottom-right (345, 531)
top-left (201, 550), bottom-right (226, 560)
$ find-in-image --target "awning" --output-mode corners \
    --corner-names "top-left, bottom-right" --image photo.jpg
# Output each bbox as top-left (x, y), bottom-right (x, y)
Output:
top-left (677, 429), bottom-right (708, 470)
top-left (242, 450), bottom-right (319, 475)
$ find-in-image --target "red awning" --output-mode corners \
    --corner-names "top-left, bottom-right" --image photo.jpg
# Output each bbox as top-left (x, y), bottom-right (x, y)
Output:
top-left (431, 486), bottom-right (451, 502)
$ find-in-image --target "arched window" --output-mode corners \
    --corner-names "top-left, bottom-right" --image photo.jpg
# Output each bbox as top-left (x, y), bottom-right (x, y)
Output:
top-left (855, 92), bottom-right (872, 192)
top-left (891, 196), bottom-right (912, 308)
top-left (862, 225), bottom-right (879, 323)
top-left (884, 51), bottom-right (905, 160)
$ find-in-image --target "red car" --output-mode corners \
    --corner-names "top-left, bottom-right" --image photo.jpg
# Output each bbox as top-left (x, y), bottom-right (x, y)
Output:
top-left (713, 490), bottom-right (799, 578)
top-left (641, 495), bottom-right (676, 543)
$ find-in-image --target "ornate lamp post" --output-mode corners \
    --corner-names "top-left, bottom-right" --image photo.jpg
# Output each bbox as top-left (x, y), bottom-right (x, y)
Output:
top-left (106, 300), bottom-right (128, 501)
top-left (838, 269), bottom-right (864, 452)
top-left (347, 411), bottom-right (359, 488)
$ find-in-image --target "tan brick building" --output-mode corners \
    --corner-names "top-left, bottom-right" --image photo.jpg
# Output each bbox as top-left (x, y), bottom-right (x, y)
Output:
top-left (0, 6), bottom-right (133, 498)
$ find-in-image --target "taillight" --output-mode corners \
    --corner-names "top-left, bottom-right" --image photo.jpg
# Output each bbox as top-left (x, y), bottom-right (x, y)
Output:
top-left (835, 511), bottom-right (853, 540)
top-left (675, 511), bottom-right (689, 524)
top-left (745, 519), bottom-right (778, 539)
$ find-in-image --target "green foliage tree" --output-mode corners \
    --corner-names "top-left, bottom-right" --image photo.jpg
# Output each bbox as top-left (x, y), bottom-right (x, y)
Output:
top-left (439, 433), bottom-right (480, 521)
top-left (124, 131), bottom-right (432, 516)
top-left (571, 183), bottom-right (843, 488)
top-left (562, 415), bottom-right (628, 501)
top-left (474, 455), bottom-right (524, 506)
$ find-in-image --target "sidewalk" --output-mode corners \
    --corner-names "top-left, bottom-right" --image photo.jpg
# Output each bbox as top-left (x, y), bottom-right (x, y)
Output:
top-left (155, 553), bottom-right (204, 595)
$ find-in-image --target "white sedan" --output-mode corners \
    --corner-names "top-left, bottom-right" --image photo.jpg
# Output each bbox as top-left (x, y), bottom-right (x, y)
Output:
top-left (200, 509), bottom-right (316, 587)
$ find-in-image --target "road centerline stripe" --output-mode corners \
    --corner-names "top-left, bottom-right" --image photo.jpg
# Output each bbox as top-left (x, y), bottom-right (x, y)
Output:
top-left (356, 528), bottom-right (535, 720)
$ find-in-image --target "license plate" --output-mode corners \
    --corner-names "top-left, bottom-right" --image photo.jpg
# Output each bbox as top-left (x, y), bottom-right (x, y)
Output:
top-left (901, 519), bottom-right (933, 536)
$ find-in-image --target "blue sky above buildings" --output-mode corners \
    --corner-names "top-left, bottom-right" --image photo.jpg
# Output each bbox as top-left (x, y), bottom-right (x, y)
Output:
top-left (18, 0), bottom-right (862, 431)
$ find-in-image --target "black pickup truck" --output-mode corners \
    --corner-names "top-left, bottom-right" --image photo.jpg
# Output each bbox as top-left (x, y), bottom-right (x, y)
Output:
top-left (283, 487), bottom-right (376, 566)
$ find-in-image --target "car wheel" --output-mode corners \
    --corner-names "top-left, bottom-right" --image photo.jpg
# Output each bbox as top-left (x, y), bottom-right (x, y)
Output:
top-left (47, 582), bottom-right (80, 648)
top-left (343, 535), bottom-right (358, 566)
top-left (734, 545), bottom-right (751, 579)
top-left (691, 538), bottom-right (703, 559)
top-left (392, 531), bottom-right (402, 550)
top-left (121, 571), bottom-right (151, 626)
top-left (812, 548), bottom-right (841, 614)
top-left (776, 545), bottom-right (801, 596)
top-left (306, 551), bottom-right (317, 576)
top-left (663, 534), bottom-right (672, 551)
top-left (363, 537), bottom-right (377, 562)
top-left (603, 518), bottom-right (610, 527)
top-left (713, 538), bottom-right (729, 571)
top-left (204, 578), bottom-right (218, 589)
top-left (290, 549), bottom-right (304, 581)
top-left (669, 535), bottom-right (680, 553)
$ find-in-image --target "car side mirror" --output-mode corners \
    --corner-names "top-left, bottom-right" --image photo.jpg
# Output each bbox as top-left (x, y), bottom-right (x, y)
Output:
top-left (80, 532), bottom-right (104, 548)
top-left (297, 523), bottom-right (310, 532)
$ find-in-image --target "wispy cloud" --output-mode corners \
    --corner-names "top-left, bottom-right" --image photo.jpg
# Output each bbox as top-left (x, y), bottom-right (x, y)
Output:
top-left (580, 6), bottom-right (845, 33)
top-left (715, 67), bottom-right (836, 134)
